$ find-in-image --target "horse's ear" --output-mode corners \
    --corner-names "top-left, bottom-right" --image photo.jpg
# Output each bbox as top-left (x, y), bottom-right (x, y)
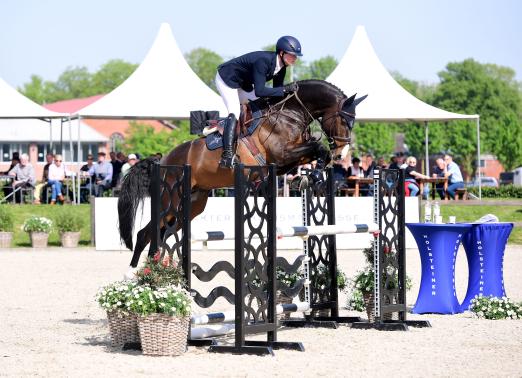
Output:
top-left (354, 94), bottom-right (368, 107)
top-left (345, 93), bottom-right (357, 107)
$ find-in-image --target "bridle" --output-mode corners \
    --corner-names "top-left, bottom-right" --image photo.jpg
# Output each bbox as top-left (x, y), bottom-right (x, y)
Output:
top-left (310, 95), bottom-right (354, 151)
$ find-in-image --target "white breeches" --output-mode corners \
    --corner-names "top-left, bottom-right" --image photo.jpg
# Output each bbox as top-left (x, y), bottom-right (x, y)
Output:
top-left (215, 72), bottom-right (258, 117)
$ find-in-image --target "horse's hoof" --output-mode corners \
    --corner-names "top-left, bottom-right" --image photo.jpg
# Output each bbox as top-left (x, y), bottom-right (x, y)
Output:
top-left (124, 267), bottom-right (138, 281)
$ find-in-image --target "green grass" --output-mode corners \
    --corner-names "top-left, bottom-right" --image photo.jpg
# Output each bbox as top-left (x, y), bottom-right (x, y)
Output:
top-left (7, 204), bottom-right (91, 247)
top-left (425, 202), bottom-right (522, 244)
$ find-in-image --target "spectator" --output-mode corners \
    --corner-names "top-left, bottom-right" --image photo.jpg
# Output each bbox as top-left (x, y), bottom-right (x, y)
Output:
top-left (47, 154), bottom-right (67, 205)
top-left (121, 153), bottom-right (138, 180)
top-left (88, 152), bottom-right (113, 197)
top-left (363, 153), bottom-right (376, 177)
top-left (111, 152), bottom-right (125, 188)
top-left (155, 152), bottom-right (163, 160)
top-left (404, 156), bottom-right (430, 197)
top-left (332, 158), bottom-right (348, 190)
top-left (2, 152), bottom-right (20, 174)
top-left (377, 156), bottom-right (388, 170)
top-left (432, 157), bottom-right (447, 200)
top-left (389, 152), bottom-right (405, 170)
top-left (80, 154), bottom-right (95, 173)
top-left (8, 153), bottom-right (36, 203)
top-left (33, 153), bottom-right (54, 204)
top-left (443, 154), bottom-right (465, 199)
top-left (347, 157), bottom-right (364, 178)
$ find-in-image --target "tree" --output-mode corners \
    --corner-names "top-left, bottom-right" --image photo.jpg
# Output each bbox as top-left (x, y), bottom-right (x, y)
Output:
top-left (298, 56), bottom-right (338, 81)
top-left (185, 48), bottom-right (223, 92)
top-left (91, 59), bottom-right (138, 94)
top-left (19, 75), bottom-right (55, 104)
top-left (51, 66), bottom-right (94, 100)
top-left (430, 59), bottom-right (522, 171)
top-left (353, 122), bottom-right (397, 159)
top-left (123, 122), bottom-right (196, 158)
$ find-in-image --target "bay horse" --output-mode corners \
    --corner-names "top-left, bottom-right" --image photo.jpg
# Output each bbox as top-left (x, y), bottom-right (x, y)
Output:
top-left (119, 79), bottom-right (367, 268)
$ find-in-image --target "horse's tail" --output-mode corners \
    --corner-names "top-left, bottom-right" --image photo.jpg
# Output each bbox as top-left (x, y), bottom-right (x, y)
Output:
top-left (118, 157), bottom-right (159, 250)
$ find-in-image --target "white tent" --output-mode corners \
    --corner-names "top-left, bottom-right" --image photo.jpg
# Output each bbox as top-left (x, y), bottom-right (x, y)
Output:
top-left (0, 77), bottom-right (65, 119)
top-left (327, 26), bottom-right (481, 196)
top-left (79, 23), bottom-right (227, 120)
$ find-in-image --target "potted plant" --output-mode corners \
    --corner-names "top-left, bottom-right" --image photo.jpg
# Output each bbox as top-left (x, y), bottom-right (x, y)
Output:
top-left (347, 242), bottom-right (412, 322)
top-left (0, 205), bottom-right (14, 248)
top-left (96, 280), bottom-right (140, 348)
top-left (22, 216), bottom-right (52, 248)
top-left (55, 209), bottom-right (84, 247)
top-left (129, 284), bottom-right (192, 356)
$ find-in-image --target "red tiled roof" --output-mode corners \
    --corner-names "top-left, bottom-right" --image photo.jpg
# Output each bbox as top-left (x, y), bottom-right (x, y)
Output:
top-left (43, 95), bottom-right (104, 113)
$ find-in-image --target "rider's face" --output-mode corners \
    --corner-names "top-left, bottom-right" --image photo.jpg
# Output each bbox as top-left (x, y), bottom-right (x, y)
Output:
top-left (282, 52), bottom-right (297, 66)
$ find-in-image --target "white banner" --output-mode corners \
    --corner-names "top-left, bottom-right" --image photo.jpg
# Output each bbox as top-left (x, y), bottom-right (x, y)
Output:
top-left (95, 197), bottom-right (419, 251)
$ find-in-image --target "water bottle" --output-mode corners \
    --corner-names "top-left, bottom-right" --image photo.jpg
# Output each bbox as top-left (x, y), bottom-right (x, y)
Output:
top-left (433, 201), bottom-right (440, 222)
top-left (424, 201), bottom-right (432, 223)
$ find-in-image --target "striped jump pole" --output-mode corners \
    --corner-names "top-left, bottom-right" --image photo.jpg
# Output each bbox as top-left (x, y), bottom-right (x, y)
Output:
top-left (191, 302), bottom-right (311, 327)
top-left (276, 223), bottom-right (380, 238)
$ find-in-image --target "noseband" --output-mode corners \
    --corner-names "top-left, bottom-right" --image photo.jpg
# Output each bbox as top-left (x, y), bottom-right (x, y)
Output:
top-left (320, 97), bottom-right (354, 151)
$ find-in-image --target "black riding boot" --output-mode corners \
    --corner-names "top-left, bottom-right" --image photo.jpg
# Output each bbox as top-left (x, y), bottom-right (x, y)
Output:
top-left (219, 114), bottom-right (238, 169)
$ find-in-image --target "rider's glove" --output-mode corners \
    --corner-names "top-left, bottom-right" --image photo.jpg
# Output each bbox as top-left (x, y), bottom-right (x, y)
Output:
top-left (283, 82), bottom-right (299, 94)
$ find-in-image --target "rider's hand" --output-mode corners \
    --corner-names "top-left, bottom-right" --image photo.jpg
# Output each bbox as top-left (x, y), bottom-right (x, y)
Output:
top-left (283, 82), bottom-right (298, 94)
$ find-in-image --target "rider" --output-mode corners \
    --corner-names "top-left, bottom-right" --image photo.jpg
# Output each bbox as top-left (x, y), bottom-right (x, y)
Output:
top-left (215, 36), bottom-right (302, 168)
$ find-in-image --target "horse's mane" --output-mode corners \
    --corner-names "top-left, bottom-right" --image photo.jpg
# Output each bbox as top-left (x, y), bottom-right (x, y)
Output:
top-left (296, 79), bottom-right (346, 98)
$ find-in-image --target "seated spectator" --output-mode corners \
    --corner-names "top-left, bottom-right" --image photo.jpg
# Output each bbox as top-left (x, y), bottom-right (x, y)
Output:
top-left (332, 158), bottom-right (348, 190)
top-left (8, 153), bottom-right (36, 203)
top-left (47, 154), bottom-right (67, 205)
top-left (1, 152), bottom-right (20, 174)
top-left (80, 154), bottom-right (95, 173)
top-left (347, 157), bottom-right (367, 194)
top-left (363, 153), bottom-right (376, 177)
top-left (88, 152), bottom-right (113, 197)
top-left (432, 157), bottom-right (447, 200)
top-left (404, 156), bottom-right (430, 197)
top-left (121, 153), bottom-right (138, 180)
top-left (33, 153), bottom-right (54, 204)
top-left (443, 154), bottom-right (465, 199)
top-left (377, 156), bottom-right (388, 170)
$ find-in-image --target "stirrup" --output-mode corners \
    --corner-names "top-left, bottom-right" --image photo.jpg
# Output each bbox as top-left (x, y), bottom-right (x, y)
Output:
top-left (219, 154), bottom-right (238, 169)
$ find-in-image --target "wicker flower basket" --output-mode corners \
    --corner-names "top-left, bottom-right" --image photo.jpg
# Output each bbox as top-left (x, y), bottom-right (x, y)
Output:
top-left (30, 232), bottom-right (49, 248)
top-left (363, 292), bottom-right (393, 322)
top-left (0, 232), bottom-right (13, 248)
top-left (60, 231), bottom-right (81, 248)
top-left (138, 314), bottom-right (190, 356)
top-left (107, 311), bottom-right (140, 348)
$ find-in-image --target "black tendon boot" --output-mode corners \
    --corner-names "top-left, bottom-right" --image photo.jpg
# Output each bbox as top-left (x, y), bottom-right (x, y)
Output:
top-left (310, 158), bottom-right (325, 184)
top-left (219, 114), bottom-right (238, 169)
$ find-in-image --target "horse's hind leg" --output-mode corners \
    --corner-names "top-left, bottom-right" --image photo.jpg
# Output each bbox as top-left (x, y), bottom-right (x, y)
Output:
top-left (129, 223), bottom-right (152, 268)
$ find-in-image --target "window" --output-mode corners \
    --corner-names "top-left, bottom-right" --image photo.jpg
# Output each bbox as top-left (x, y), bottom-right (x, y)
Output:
top-left (0, 143), bottom-right (29, 162)
top-left (110, 133), bottom-right (124, 152)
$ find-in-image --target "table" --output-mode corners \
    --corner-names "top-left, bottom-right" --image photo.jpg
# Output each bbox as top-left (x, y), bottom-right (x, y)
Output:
top-left (418, 177), bottom-right (448, 200)
top-left (406, 223), bottom-right (472, 314)
top-left (346, 177), bottom-right (373, 197)
top-left (460, 223), bottom-right (514, 311)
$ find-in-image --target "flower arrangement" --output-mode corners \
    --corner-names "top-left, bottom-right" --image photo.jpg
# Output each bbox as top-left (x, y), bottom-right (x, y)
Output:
top-left (22, 216), bottom-right (52, 233)
top-left (469, 295), bottom-right (522, 320)
top-left (96, 280), bottom-right (139, 315)
top-left (135, 251), bottom-right (185, 289)
top-left (128, 285), bottom-right (192, 317)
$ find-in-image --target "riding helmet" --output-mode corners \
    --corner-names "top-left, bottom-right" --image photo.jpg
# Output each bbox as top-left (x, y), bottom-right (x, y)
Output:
top-left (276, 36), bottom-right (303, 56)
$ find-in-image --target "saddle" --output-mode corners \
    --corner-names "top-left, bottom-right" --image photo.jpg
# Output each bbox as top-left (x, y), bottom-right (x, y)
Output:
top-left (204, 101), bottom-right (266, 165)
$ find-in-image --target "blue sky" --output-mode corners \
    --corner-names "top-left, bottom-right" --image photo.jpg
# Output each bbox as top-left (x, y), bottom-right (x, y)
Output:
top-left (0, 0), bottom-right (520, 89)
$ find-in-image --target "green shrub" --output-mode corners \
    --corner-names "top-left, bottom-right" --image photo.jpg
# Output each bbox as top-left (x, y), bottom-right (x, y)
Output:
top-left (468, 185), bottom-right (522, 198)
top-left (22, 216), bottom-right (52, 233)
top-left (0, 205), bottom-right (14, 232)
top-left (55, 210), bottom-right (85, 232)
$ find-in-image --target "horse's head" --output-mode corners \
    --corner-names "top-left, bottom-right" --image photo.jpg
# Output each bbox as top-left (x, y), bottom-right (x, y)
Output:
top-left (321, 93), bottom-right (368, 161)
